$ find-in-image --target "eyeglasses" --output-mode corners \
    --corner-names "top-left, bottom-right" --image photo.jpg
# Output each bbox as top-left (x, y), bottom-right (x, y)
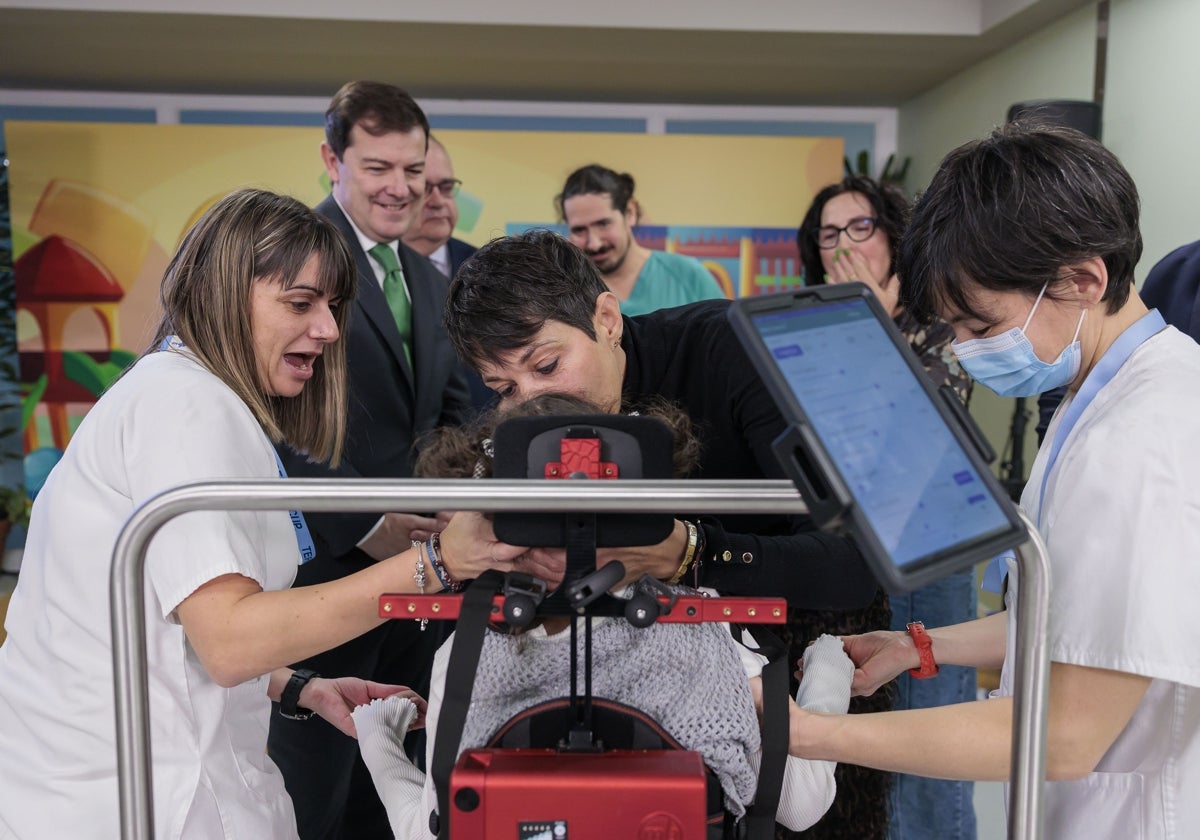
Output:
top-left (814, 216), bottom-right (878, 249)
top-left (425, 178), bottom-right (462, 198)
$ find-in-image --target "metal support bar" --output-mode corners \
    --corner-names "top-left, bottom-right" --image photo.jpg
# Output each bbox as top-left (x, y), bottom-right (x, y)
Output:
top-left (110, 477), bottom-right (1051, 839)
top-left (1008, 510), bottom-right (1053, 839)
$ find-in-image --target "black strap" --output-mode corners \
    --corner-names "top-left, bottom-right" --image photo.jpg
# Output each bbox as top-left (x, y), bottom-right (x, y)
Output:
top-left (430, 569), bottom-right (505, 839)
top-left (738, 625), bottom-right (789, 840)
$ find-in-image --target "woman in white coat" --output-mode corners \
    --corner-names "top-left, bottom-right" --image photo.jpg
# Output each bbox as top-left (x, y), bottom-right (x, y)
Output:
top-left (787, 123), bottom-right (1200, 839)
top-left (0, 189), bottom-right (535, 840)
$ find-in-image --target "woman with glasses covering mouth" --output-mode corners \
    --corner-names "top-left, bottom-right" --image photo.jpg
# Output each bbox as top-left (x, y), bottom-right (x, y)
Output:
top-left (792, 176), bottom-right (975, 840)
top-left (798, 177), bottom-right (969, 403)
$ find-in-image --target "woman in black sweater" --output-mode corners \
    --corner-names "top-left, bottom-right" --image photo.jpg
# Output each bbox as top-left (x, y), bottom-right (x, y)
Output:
top-left (443, 229), bottom-right (875, 613)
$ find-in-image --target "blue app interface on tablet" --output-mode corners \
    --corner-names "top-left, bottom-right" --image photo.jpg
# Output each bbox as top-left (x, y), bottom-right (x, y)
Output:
top-left (753, 300), bottom-right (1010, 567)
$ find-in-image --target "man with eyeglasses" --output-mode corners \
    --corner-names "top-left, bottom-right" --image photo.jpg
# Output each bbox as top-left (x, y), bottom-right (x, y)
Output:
top-left (403, 136), bottom-right (476, 280)
top-left (402, 136), bottom-right (495, 409)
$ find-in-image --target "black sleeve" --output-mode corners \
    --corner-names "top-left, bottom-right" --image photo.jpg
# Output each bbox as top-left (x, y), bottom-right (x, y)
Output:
top-left (694, 517), bottom-right (876, 609)
top-left (439, 361), bottom-right (475, 428)
top-left (689, 314), bottom-right (876, 610)
top-left (276, 444), bottom-right (380, 560)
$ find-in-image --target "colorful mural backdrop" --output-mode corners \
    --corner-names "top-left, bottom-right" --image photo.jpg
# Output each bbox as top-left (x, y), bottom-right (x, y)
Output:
top-left (5, 121), bottom-right (841, 461)
top-left (510, 223), bottom-right (804, 299)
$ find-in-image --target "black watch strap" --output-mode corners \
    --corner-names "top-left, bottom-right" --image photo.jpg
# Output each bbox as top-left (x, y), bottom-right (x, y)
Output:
top-left (279, 668), bottom-right (320, 720)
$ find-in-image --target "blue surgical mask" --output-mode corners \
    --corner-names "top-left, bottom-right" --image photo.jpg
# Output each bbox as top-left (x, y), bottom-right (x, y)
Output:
top-left (951, 283), bottom-right (1087, 398)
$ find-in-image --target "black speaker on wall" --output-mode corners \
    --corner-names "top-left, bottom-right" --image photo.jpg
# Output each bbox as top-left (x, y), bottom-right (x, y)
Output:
top-left (1006, 99), bottom-right (1102, 140)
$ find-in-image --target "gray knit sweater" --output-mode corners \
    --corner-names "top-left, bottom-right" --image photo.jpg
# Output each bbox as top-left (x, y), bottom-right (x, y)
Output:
top-left (459, 613), bottom-right (761, 816)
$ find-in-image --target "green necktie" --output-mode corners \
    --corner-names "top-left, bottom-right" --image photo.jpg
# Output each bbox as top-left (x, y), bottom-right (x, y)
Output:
top-left (368, 243), bottom-right (412, 366)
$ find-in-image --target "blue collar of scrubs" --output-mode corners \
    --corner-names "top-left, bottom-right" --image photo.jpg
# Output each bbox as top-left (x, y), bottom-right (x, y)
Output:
top-left (982, 309), bottom-right (1167, 593)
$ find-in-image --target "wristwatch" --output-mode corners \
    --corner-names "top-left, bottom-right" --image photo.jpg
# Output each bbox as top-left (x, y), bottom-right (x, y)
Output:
top-left (279, 668), bottom-right (320, 720)
top-left (906, 622), bottom-right (941, 679)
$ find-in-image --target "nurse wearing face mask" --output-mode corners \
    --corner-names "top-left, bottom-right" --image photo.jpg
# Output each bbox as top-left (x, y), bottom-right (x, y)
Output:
top-left (785, 123), bottom-right (1200, 840)
top-left (950, 280), bottom-right (1087, 397)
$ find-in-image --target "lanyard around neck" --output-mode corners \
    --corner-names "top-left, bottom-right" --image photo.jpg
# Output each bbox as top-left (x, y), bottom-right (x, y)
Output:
top-left (1034, 310), bottom-right (1167, 526)
top-left (158, 335), bottom-right (315, 564)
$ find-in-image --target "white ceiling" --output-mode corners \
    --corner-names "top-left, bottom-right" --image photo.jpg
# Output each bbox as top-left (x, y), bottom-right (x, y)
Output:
top-left (0, 0), bottom-right (1096, 105)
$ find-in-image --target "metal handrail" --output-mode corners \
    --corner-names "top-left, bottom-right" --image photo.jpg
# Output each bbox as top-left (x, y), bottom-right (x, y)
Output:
top-left (109, 477), bottom-right (1049, 839)
top-left (1009, 510), bottom-right (1053, 838)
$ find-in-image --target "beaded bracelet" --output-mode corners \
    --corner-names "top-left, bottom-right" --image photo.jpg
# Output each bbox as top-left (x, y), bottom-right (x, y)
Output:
top-left (425, 532), bottom-right (463, 593)
top-left (669, 520), bottom-right (699, 585)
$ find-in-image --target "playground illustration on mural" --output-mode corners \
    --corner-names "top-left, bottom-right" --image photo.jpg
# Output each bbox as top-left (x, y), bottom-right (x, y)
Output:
top-left (12, 179), bottom-right (168, 494)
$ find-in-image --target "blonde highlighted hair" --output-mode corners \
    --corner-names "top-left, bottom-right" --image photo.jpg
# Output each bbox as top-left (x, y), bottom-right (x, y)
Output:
top-left (143, 188), bottom-right (357, 464)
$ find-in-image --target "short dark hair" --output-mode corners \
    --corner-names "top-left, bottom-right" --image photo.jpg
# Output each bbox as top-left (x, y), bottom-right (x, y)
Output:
top-left (899, 122), bottom-right (1142, 325)
top-left (796, 175), bottom-right (910, 286)
top-left (556, 164), bottom-right (637, 221)
top-left (445, 230), bottom-right (609, 369)
top-left (324, 80), bottom-right (430, 160)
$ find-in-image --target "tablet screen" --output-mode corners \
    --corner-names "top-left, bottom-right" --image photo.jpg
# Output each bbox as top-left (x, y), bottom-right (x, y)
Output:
top-left (749, 298), bottom-right (1012, 569)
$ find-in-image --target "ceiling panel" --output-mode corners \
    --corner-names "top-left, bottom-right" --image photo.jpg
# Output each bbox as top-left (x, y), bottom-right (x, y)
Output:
top-left (0, 3), bottom-right (1093, 105)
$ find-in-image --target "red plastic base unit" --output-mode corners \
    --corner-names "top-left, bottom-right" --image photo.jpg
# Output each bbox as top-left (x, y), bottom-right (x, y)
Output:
top-left (448, 748), bottom-right (708, 839)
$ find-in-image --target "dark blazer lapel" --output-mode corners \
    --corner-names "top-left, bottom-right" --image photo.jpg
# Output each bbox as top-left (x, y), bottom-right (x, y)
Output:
top-left (400, 244), bottom-right (446, 420)
top-left (448, 237), bottom-right (477, 278)
top-left (316, 196), bottom-right (415, 393)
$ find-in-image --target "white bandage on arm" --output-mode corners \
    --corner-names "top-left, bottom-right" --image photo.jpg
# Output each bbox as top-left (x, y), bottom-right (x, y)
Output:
top-left (796, 634), bottom-right (853, 715)
top-left (773, 633), bottom-right (854, 830)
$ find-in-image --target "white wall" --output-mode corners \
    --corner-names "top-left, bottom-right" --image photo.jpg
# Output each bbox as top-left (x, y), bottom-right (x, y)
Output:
top-left (1106, 0), bottom-right (1200, 276)
top-left (898, 2), bottom-right (1097, 189)
top-left (901, 0), bottom-right (1200, 280)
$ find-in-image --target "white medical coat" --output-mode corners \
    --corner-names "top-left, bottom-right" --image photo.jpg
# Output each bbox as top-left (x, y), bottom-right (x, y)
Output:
top-left (997, 326), bottom-right (1200, 839)
top-left (0, 351), bottom-right (301, 839)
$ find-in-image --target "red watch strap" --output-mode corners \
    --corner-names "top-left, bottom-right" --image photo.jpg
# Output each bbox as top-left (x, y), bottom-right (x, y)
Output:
top-left (907, 621), bottom-right (940, 679)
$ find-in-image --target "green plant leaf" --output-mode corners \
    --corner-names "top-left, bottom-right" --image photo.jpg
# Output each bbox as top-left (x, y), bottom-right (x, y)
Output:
top-left (21, 374), bottom-right (47, 433)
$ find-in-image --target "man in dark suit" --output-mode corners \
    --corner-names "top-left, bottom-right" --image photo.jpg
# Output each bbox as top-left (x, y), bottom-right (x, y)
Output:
top-left (268, 80), bottom-right (472, 840)
top-left (403, 135), bottom-right (493, 410)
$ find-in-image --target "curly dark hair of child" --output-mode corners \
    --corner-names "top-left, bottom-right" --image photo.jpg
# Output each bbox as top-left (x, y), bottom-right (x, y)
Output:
top-left (415, 393), bottom-right (701, 480)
